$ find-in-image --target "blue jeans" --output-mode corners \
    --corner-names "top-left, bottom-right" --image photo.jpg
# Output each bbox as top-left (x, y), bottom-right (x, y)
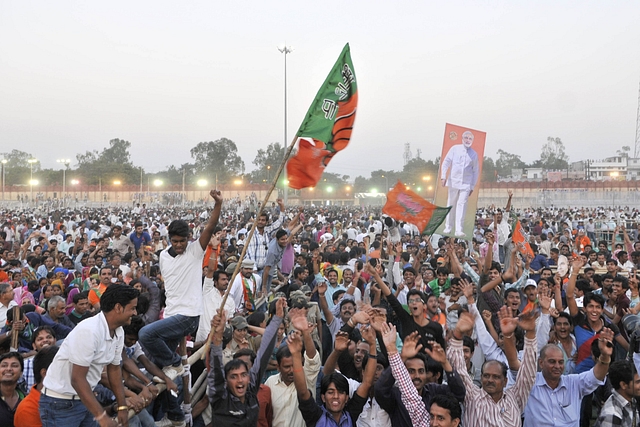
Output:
top-left (139, 315), bottom-right (199, 367)
top-left (130, 408), bottom-right (156, 427)
top-left (40, 394), bottom-right (97, 427)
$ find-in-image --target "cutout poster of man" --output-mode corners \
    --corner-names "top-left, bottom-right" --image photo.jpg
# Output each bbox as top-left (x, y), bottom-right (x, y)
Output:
top-left (434, 123), bottom-right (486, 238)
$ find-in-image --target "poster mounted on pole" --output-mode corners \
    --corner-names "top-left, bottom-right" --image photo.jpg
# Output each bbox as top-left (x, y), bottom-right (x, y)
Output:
top-left (433, 123), bottom-right (486, 238)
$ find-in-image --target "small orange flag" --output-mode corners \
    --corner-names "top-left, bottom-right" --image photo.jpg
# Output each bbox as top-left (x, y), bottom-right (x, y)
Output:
top-left (512, 219), bottom-right (534, 258)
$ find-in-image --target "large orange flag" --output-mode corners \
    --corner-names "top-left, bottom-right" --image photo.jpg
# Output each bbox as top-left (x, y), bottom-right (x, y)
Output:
top-left (286, 44), bottom-right (358, 189)
top-left (382, 182), bottom-right (450, 234)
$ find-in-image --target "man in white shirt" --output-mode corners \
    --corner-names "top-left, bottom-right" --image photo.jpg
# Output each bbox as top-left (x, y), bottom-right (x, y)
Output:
top-left (0, 283), bottom-right (17, 327)
top-left (440, 131), bottom-right (480, 237)
top-left (39, 284), bottom-right (139, 427)
top-left (230, 259), bottom-right (262, 314)
top-left (139, 190), bottom-right (222, 373)
top-left (196, 270), bottom-right (236, 343)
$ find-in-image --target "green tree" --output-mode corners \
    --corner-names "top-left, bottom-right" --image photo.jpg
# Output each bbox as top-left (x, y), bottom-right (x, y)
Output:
top-left (538, 137), bottom-right (569, 170)
top-left (482, 156), bottom-right (497, 182)
top-left (75, 138), bottom-right (140, 184)
top-left (400, 157), bottom-right (439, 188)
top-left (156, 163), bottom-right (196, 186)
top-left (250, 142), bottom-right (285, 183)
top-left (495, 149), bottom-right (526, 177)
top-left (0, 149), bottom-right (40, 185)
top-left (190, 138), bottom-right (245, 184)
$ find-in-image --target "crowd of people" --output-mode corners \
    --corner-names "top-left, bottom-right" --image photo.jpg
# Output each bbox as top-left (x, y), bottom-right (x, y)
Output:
top-left (2, 190), bottom-right (640, 426)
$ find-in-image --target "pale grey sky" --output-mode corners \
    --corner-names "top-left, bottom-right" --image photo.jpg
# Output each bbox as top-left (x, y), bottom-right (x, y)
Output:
top-left (1, 1), bottom-right (639, 180)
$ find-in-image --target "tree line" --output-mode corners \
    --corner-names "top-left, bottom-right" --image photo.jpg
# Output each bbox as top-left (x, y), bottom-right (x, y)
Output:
top-left (0, 136), bottom-right (597, 193)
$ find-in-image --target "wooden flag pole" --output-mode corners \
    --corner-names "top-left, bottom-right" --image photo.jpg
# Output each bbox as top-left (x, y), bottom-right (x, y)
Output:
top-left (10, 306), bottom-right (20, 352)
top-left (179, 337), bottom-right (191, 423)
top-left (202, 135), bottom-right (300, 360)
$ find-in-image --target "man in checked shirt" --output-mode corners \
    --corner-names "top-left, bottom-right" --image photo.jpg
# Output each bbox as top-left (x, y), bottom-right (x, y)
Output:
top-left (245, 198), bottom-right (285, 297)
top-left (448, 306), bottom-right (537, 427)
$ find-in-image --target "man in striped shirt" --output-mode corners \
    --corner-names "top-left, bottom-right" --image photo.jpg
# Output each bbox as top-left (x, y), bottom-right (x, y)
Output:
top-left (448, 307), bottom-right (537, 427)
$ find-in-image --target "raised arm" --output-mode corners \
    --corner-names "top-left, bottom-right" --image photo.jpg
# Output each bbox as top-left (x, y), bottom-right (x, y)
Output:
top-left (505, 190), bottom-right (513, 213)
top-left (565, 257), bottom-right (583, 317)
top-left (251, 297), bottom-right (286, 384)
top-left (355, 325), bottom-right (378, 399)
top-left (288, 330), bottom-right (312, 401)
top-left (207, 310), bottom-right (228, 403)
top-left (497, 305), bottom-right (522, 371)
top-left (594, 327), bottom-right (614, 381)
top-left (322, 331), bottom-right (349, 376)
top-left (316, 281), bottom-right (334, 325)
top-left (382, 325), bottom-right (430, 426)
top-left (198, 191), bottom-right (223, 250)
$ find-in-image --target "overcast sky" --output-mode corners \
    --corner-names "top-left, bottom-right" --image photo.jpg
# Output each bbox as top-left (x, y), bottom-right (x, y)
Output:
top-left (1, 1), bottom-right (639, 180)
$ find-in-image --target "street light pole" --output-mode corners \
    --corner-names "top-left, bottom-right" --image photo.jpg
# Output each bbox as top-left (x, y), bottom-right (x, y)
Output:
top-left (28, 158), bottom-right (37, 205)
top-left (1, 159), bottom-right (6, 202)
top-left (57, 158), bottom-right (70, 206)
top-left (278, 44), bottom-right (293, 205)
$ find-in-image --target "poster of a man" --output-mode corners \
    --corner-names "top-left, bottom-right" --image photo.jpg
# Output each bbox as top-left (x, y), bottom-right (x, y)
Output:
top-left (435, 124), bottom-right (486, 238)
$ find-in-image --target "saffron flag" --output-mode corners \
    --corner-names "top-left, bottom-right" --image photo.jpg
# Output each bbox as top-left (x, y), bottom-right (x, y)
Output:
top-left (382, 181), bottom-right (451, 235)
top-left (286, 43), bottom-right (358, 189)
top-left (510, 212), bottom-right (534, 258)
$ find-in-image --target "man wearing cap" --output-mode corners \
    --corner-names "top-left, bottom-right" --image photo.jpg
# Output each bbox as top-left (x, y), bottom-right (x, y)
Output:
top-left (230, 259), bottom-right (262, 314)
top-left (223, 315), bottom-right (254, 365)
top-left (521, 279), bottom-right (539, 314)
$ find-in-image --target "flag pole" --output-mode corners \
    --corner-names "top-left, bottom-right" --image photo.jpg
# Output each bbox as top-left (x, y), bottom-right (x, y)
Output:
top-left (202, 135), bottom-right (300, 360)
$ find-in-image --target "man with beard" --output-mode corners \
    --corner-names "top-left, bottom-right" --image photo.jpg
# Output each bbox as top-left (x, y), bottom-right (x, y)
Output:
top-left (440, 130), bottom-right (480, 238)
top-left (265, 308), bottom-right (321, 427)
top-left (196, 266), bottom-right (235, 343)
top-left (376, 328), bottom-right (465, 427)
top-left (230, 259), bottom-right (262, 314)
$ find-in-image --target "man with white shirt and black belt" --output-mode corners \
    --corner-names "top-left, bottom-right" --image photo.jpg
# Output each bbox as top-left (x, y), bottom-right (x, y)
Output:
top-left (39, 284), bottom-right (139, 427)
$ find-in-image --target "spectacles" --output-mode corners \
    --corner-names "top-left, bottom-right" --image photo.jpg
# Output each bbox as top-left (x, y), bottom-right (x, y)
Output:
top-left (408, 298), bottom-right (424, 304)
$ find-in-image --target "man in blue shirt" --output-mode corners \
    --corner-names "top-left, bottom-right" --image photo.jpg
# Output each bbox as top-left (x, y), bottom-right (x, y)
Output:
top-left (129, 221), bottom-right (151, 253)
top-left (523, 328), bottom-right (614, 427)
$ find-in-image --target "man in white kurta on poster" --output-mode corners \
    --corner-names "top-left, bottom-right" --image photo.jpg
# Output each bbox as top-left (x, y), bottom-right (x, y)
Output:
top-left (440, 131), bottom-right (480, 237)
